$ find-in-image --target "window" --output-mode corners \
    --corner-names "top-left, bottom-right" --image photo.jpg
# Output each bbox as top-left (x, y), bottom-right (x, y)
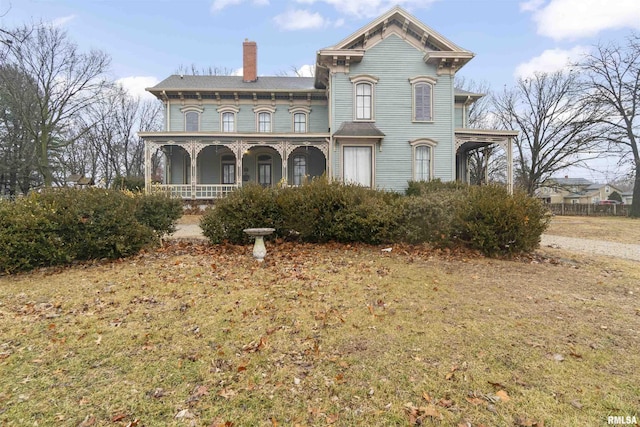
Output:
top-left (292, 155), bottom-right (307, 185)
top-left (222, 112), bottom-right (235, 132)
top-left (257, 154), bottom-right (272, 186)
top-left (414, 146), bottom-right (431, 181)
top-left (409, 76), bottom-right (437, 122)
top-left (350, 75), bottom-right (378, 121)
top-left (294, 113), bottom-right (307, 133)
top-left (355, 83), bottom-right (372, 120)
top-left (185, 111), bottom-right (199, 131)
top-left (410, 138), bottom-right (437, 182)
top-left (343, 146), bottom-right (372, 187)
top-left (254, 107), bottom-right (276, 133)
top-left (221, 155), bottom-right (235, 184)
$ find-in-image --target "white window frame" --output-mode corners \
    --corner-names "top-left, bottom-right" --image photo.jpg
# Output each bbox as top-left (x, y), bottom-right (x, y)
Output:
top-left (350, 75), bottom-right (379, 122)
top-left (254, 106), bottom-right (276, 133)
top-left (409, 76), bottom-right (437, 122)
top-left (289, 106), bottom-right (311, 133)
top-left (181, 106), bottom-right (204, 132)
top-left (218, 106), bottom-right (239, 133)
top-left (257, 153), bottom-right (273, 186)
top-left (409, 138), bottom-right (437, 181)
top-left (342, 143), bottom-right (375, 188)
top-left (221, 154), bottom-right (236, 184)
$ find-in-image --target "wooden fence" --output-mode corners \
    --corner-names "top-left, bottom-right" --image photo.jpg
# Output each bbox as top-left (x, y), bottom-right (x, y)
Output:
top-left (546, 203), bottom-right (630, 217)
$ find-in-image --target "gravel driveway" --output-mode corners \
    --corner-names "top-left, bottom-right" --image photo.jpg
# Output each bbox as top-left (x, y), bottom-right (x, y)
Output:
top-left (540, 234), bottom-right (640, 262)
top-left (170, 225), bottom-right (640, 262)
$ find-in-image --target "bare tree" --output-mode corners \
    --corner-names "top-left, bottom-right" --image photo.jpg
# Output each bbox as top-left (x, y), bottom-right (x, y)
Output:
top-left (492, 71), bottom-right (605, 195)
top-left (275, 65), bottom-right (315, 77)
top-left (3, 23), bottom-right (110, 186)
top-left (455, 77), bottom-right (506, 184)
top-left (62, 86), bottom-right (162, 187)
top-left (580, 33), bottom-right (640, 217)
top-left (175, 64), bottom-right (235, 76)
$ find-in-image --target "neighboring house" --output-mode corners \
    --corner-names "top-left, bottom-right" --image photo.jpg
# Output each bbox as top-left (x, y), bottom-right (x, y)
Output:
top-left (536, 177), bottom-right (622, 204)
top-left (140, 6), bottom-right (517, 199)
top-left (621, 191), bottom-right (634, 205)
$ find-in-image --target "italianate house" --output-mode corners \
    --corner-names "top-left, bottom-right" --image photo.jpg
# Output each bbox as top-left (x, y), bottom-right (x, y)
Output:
top-left (140, 6), bottom-right (517, 199)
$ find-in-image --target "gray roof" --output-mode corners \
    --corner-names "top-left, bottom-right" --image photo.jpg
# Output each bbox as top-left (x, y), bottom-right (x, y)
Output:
top-left (454, 88), bottom-right (484, 98)
top-left (547, 177), bottom-right (594, 186)
top-left (334, 122), bottom-right (385, 138)
top-left (149, 75), bottom-right (318, 92)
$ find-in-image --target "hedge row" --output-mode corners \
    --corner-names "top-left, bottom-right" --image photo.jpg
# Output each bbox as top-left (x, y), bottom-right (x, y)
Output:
top-left (200, 179), bottom-right (551, 256)
top-left (0, 188), bottom-right (182, 274)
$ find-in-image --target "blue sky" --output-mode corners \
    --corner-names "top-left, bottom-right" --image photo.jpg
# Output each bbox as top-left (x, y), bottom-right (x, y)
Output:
top-left (3, 0), bottom-right (640, 181)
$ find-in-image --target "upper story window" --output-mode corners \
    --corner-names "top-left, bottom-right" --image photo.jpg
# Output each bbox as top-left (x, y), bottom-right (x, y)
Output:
top-left (409, 76), bottom-right (437, 122)
top-left (410, 138), bottom-right (437, 181)
top-left (181, 106), bottom-right (204, 132)
top-left (218, 106), bottom-right (239, 133)
top-left (254, 106), bottom-right (276, 133)
top-left (289, 106), bottom-right (311, 133)
top-left (350, 75), bottom-right (379, 121)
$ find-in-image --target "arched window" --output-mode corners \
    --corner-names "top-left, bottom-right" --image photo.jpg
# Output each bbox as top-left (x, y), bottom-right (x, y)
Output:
top-left (410, 138), bottom-right (437, 181)
top-left (222, 112), bottom-right (235, 132)
top-left (185, 111), bottom-right (199, 131)
top-left (258, 112), bottom-right (272, 132)
top-left (294, 113), bottom-right (307, 133)
top-left (409, 76), bottom-right (437, 122)
top-left (350, 75), bottom-right (378, 121)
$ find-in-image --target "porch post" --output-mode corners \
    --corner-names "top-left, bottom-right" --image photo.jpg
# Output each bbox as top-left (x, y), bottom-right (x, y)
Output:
top-left (144, 141), bottom-right (152, 194)
top-left (507, 137), bottom-right (513, 194)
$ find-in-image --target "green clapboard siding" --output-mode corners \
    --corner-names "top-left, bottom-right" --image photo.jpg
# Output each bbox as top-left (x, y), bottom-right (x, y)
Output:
top-left (331, 34), bottom-right (455, 192)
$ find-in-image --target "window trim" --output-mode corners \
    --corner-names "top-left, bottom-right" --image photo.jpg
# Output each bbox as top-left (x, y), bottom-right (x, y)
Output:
top-left (289, 106), bottom-right (310, 133)
top-left (409, 138), bottom-right (437, 181)
top-left (218, 106), bottom-right (239, 133)
top-left (341, 142), bottom-right (375, 188)
top-left (181, 106), bottom-right (204, 132)
top-left (291, 153), bottom-right (308, 185)
top-left (221, 154), bottom-right (236, 184)
top-left (256, 153), bottom-right (273, 186)
top-left (254, 106), bottom-right (276, 133)
top-left (350, 75), bottom-right (379, 122)
top-left (409, 76), bottom-right (437, 123)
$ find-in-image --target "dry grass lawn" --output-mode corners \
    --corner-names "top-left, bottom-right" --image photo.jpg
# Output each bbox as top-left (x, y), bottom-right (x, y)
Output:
top-left (1, 236), bottom-right (639, 426)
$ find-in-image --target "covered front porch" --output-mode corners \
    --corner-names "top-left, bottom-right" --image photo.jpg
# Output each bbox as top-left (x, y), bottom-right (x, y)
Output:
top-left (455, 129), bottom-right (518, 194)
top-left (143, 136), bottom-right (329, 199)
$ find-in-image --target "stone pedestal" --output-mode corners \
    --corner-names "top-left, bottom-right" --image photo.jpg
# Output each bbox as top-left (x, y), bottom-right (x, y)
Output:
top-left (243, 228), bottom-right (275, 262)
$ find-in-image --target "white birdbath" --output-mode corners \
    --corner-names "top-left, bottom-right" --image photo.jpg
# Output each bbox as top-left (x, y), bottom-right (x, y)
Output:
top-left (243, 228), bottom-right (275, 262)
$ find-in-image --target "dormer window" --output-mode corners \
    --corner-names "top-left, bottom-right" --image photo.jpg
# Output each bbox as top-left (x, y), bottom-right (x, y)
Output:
top-left (350, 75), bottom-right (379, 121)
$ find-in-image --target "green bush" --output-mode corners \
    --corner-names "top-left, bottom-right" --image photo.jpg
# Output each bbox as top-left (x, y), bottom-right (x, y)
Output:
top-left (405, 179), bottom-right (469, 196)
top-left (393, 190), bottom-right (466, 246)
top-left (0, 195), bottom-right (69, 274)
top-left (134, 192), bottom-right (183, 237)
top-left (455, 185), bottom-right (551, 256)
top-left (0, 188), bottom-right (164, 274)
top-left (200, 184), bottom-right (282, 244)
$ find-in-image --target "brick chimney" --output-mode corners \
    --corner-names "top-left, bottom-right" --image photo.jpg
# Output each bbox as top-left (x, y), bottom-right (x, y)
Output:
top-left (243, 39), bottom-right (257, 82)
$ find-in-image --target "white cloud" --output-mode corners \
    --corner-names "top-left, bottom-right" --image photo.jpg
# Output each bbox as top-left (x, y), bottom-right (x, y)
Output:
top-left (296, 64), bottom-right (315, 77)
top-left (50, 15), bottom-right (77, 27)
top-left (232, 67), bottom-right (243, 76)
top-left (514, 46), bottom-right (588, 79)
top-left (523, 0), bottom-right (640, 40)
top-left (273, 9), bottom-right (327, 31)
top-left (211, 0), bottom-right (269, 13)
top-left (294, 0), bottom-right (438, 18)
top-left (116, 76), bottom-right (160, 101)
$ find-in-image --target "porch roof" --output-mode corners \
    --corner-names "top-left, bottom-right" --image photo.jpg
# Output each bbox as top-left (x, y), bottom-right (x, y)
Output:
top-left (333, 122), bottom-right (385, 138)
top-left (455, 128), bottom-right (518, 152)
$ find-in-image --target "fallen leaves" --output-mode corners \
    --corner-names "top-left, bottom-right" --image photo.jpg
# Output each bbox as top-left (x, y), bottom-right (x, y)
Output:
top-left (404, 403), bottom-right (443, 424)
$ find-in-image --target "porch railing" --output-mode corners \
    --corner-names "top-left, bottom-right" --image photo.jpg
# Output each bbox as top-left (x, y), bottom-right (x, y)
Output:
top-left (150, 184), bottom-right (239, 199)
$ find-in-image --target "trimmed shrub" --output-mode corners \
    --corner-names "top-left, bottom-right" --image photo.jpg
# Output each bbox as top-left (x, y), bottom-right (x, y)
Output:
top-left (455, 185), bottom-right (551, 256)
top-left (200, 184), bottom-right (282, 244)
top-left (0, 195), bottom-right (69, 274)
top-left (405, 179), bottom-right (469, 196)
top-left (134, 192), bottom-right (183, 237)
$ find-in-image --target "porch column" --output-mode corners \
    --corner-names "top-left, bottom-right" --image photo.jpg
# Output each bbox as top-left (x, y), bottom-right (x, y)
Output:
top-left (189, 142), bottom-right (207, 199)
top-left (507, 137), bottom-right (513, 194)
top-left (144, 141), bottom-right (152, 193)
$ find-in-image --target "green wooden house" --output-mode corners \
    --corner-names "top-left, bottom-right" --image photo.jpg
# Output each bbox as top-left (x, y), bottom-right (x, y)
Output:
top-left (140, 6), bottom-right (516, 199)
